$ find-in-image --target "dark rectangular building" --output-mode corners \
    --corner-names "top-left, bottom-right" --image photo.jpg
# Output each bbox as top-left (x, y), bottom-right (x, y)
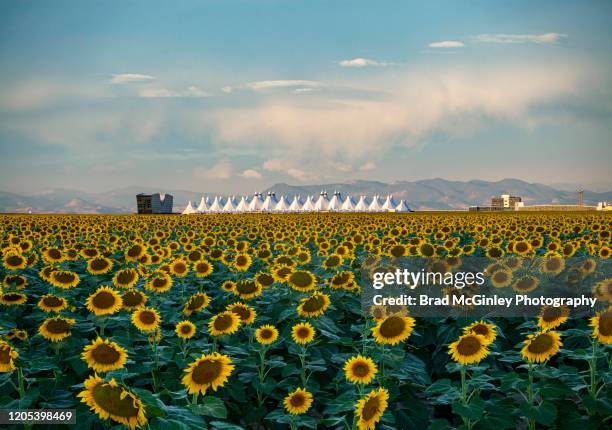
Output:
top-left (136, 193), bottom-right (173, 214)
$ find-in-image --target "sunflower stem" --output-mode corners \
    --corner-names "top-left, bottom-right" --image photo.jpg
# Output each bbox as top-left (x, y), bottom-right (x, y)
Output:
top-left (378, 344), bottom-right (385, 387)
top-left (191, 392), bottom-right (199, 406)
top-left (527, 362), bottom-right (535, 430)
top-left (460, 365), bottom-right (473, 430)
top-left (299, 346), bottom-right (308, 388)
top-left (257, 347), bottom-right (267, 407)
top-left (588, 337), bottom-right (598, 399)
top-left (16, 366), bottom-right (26, 398)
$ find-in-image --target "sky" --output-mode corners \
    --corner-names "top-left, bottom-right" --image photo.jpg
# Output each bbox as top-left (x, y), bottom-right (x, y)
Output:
top-left (1, 0), bottom-right (611, 194)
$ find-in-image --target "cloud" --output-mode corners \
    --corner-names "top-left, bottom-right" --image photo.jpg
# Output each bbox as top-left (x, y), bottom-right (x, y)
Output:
top-left (428, 41), bottom-right (465, 48)
top-left (110, 73), bottom-right (155, 84)
top-left (193, 160), bottom-right (233, 180)
top-left (286, 168), bottom-right (307, 181)
top-left (262, 159), bottom-right (310, 181)
top-left (475, 33), bottom-right (567, 44)
top-left (245, 80), bottom-right (323, 90)
top-left (138, 86), bottom-right (209, 98)
top-left (338, 58), bottom-right (393, 68)
top-left (359, 161), bottom-right (377, 171)
top-left (240, 169), bottom-right (262, 178)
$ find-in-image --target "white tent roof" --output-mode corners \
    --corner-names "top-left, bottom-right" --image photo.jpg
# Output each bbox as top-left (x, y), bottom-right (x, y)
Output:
top-left (340, 196), bottom-right (355, 211)
top-left (208, 196), bottom-right (223, 212)
top-left (381, 195), bottom-right (396, 211)
top-left (395, 199), bottom-right (411, 212)
top-left (368, 195), bottom-right (383, 212)
top-left (261, 193), bottom-right (278, 211)
top-left (354, 196), bottom-right (369, 211)
top-left (182, 201), bottom-right (196, 214)
top-left (301, 195), bottom-right (315, 211)
top-left (288, 196), bottom-right (302, 211)
top-left (222, 196), bottom-right (237, 212)
top-left (314, 194), bottom-right (329, 211)
top-left (275, 195), bottom-right (290, 212)
top-left (196, 197), bottom-right (208, 213)
top-left (235, 196), bottom-right (249, 212)
top-left (327, 192), bottom-right (343, 211)
top-left (248, 194), bottom-right (263, 211)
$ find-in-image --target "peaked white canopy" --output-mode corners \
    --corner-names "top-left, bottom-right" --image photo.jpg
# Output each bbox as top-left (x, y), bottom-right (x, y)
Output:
top-left (182, 201), bottom-right (196, 214)
top-left (196, 197), bottom-right (208, 213)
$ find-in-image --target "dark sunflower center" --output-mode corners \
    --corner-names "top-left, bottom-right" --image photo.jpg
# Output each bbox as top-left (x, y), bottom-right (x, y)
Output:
top-left (173, 263), bottom-right (187, 274)
top-left (297, 327), bottom-right (311, 339)
top-left (515, 242), bottom-right (528, 252)
top-left (236, 281), bottom-right (257, 294)
top-left (46, 319), bottom-right (70, 334)
top-left (127, 246), bottom-right (142, 257)
top-left (3, 293), bottom-right (23, 302)
top-left (302, 296), bottom-right (324, 313)
top-left (457, 336), bottom-right (482, 356)
top-left (420, 244), bottom-right (434, 257)
top-left (326, 256), bottom-right (340, 267)
top-left (92, 344), bottom-right (121, 364)
top-left (260, 329), bottom-right (273, 339)
top-left (92, 292), bottom-right (116, 309)
top-left (117, 271), bottom-right (136, 284)
top-left (257, 273), bottom-right (274, 286)
top-left (6, 276), bottom-right (24, 286)
top-left (54, 272), bottom-right (76, 284)
top-left (47, 249), bottom-right (62, 260)
top-left (546, 259), bottom-right (562, 271)
top-left (332, 273), bottom-right (350, 285)
top-left (90, 259), bottom-right (109, 270)
top-left (192, 360), bottom-right (222, 384)
top-left (231, 307), bottom-right (250, 321)
top-left (361, 396), bottom-right (381, 421)
top-left (599, 311), bottom-right (612, 336)
top-left (43, 296), bottom-right (63, 307)
top-left (527, 334), bottom-right (554, 354)
top-left (515, 277), bottom-right (536, 291)
top-left (152, 277), bottom-right (167, 288)
top-left (379, 316), bottom-right (405, 338)
top-left (352, 362), bottom-right (370, 377)
top-left (196, 263), bottom-right (210, 273)
top-left (290, 272), bottom-right (313, 288)
top-left (188, 295), bottom-right (206, 310)
top-left (493, 272), bottom-right (508, 283)
top-left (92, 384), bottom-right (140, 418)
top-left (236, 256), bottom-right (248, 266)
top-left (0, 346), bottom-right (11, 363)
top-left (138, 311), bottom-right (156, 325)
top-left (542, 307), bottom-right (563, 322)
top-left (214, 314), bottom-right (234, 331)
top-left (277, 267), bottom-right (292, 278)
top-left (122, 292), bottom-right (143, 307)
top-left (290, 393), bottom-right (306, 407)
top-left (471, 325), bottom-right (489, 337)
top-left (181, 325), bottom-right (192, 334)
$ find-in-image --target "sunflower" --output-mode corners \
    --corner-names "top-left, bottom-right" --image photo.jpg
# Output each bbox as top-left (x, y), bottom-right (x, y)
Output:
top-left (489, 270), bottom-right (512, 288)
top-left (329, 271), bottom-right (355, 289)
top-left (538, 305), bottom-right (569, 330)
top-left (0, 340), bottom-right (18, 372)
top-left (291, 322), bottom-right (316, 345)
top-left (86, 286), bottom-right (123, 316)
top-left (82, 337), bottom-right (128, 372)
top-left (2, 252), bottom-right (27, 271)
top-left (271, 266), bottom-right (294, 283)
top-left (234, 279), bottom-right (262, 300)
top-left (283, 388), bottom-right (313, 415)
top-left (39, 317), bottom-right (76, 342)
top-left (183, 292), bottom-right (210, 315)
top-left (49, 270), bottom-right (80, 289)
top-left (125, 244), bottom-right (147, 262)
top-left (255, 272), bottom-right (275, 289)
top-left (145, 272), bottom-right (173, 293)
top-left (37, 294), bottom-right (69, 312)
top-left (371, 315), bottom-right (415, 345)
top-left (87, 257), bottom-right (113, 275)
top-left (221, 281), bottom-right (236, 293)
top-left (194, 259), bottom-right (213, 278)
top-left (208, 311), bottom-right (241, 336)
top-left (131, 308), bottom-right (161, 332)
top-left (78, 374), bottom-right (147, 429)
top-left (226, 303), bottom-right (256, 325)
top-left (354, 388), bottom-right (389, 430)
top-left (521, 331), bottom-right (562, 363)
top-left (541, 257), bottom-right (565, 275)
top-left (463, 321), bottom-right (497, 344)
top-left (175, 320), bottom-right (197, 339)
top-left (590, 308), bottom-right (612, 344)
top-left (287, 270), bottom-right (317, 292)
top-left (297, 292), bottom-right (331, 318)
top-left (449, 333), bottom-right (489, 365)
top-left (3, 274), bottom-right (27, 289)
top-left (513, 276), bottom-right (539, 293)
top-left (255, 325), bottom-right (279, 345)
top-left (369, 305), bottom-right (387, 322)
top-left (322, 254), bottom-right (343, 269)
top-left (169, 258), bottom-right (190, 277)
top-left (181, 352), bottom-right (235, 395)
top-left (344, 355), bottom-right (378, 385)
top-left (233, 254), bottom-right (252, 272)
top-left (0, 292), bottom-right (27, 306)
top-left (113, 268), bottom-right (139, 289)
top-left (121, 290), bottom-right (148, 310)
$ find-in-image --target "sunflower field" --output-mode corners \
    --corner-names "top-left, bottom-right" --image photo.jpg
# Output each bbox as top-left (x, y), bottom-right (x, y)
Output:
top-left (0, 212), bottom-right (611, 430)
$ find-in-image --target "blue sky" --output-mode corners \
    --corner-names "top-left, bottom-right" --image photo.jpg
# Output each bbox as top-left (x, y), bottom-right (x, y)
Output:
top-left (1, 0), bottom-right (611, 193)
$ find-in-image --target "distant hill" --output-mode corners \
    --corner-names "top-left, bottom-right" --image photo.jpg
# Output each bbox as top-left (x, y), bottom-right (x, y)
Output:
top-left (1, 179), bottom-right (610, 213)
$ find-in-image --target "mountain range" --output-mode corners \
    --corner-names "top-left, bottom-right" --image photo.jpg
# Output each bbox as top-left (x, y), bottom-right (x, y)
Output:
top-left (1, 179), bottom-right (610, 213)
